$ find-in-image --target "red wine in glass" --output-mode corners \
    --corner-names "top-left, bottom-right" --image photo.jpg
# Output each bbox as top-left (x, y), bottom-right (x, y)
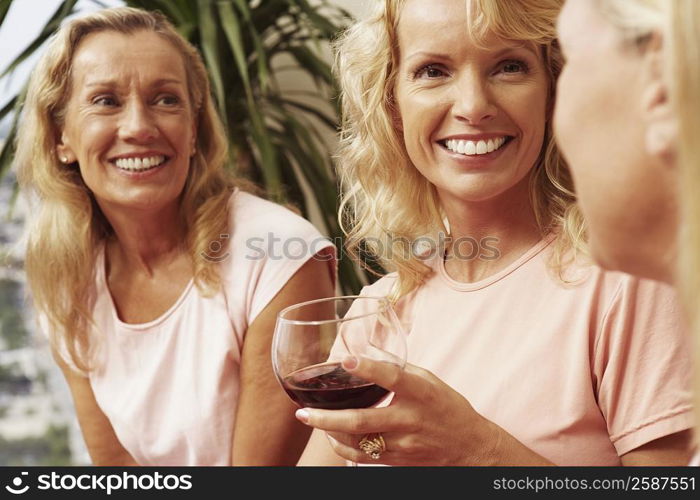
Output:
top-left (282, 362), bottom-right (389, 409)
top-left (273, 296), bottom-right (406, 414)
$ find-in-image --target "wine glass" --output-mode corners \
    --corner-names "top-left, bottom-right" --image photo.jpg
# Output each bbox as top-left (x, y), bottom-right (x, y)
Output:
top-left (272, 295), bottom-right (407, 410)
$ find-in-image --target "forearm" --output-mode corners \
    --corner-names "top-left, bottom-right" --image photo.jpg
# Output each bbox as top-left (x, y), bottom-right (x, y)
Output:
top-left (620, 430), bottom-right (694, 466)
top-left (476, 419), bottom-right (554, 466)
top-left (297, 429), bottom-right (346, 466)
top-left (78, 419), bottom-right (140, 466)
top-left (232, 401), bottom-right (312, 465)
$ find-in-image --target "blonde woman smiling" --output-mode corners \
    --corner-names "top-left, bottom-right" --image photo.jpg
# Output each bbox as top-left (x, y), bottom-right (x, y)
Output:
top-left (297, 0), bottom-right (693, 466)
top-left (15, 7), bottom-right (335, 465)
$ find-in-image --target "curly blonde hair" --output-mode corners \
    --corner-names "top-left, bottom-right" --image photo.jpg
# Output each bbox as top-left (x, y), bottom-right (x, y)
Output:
top-left (15, 7), bottom-right (236, 371)
top-left (335, 0), bottom-right (584, 298)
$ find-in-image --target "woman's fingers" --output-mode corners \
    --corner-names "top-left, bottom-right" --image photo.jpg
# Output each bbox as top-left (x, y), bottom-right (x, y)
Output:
top-left (342, 356), bottom-right (434, 401)
top-left (326, 433), bottom-right (398, 465)
top-left (295, 405), bottom-right (405, 434)
top-left (326, 433), bottom-right (372, 464)
top-left (294, 358), bottom-right (441, 434)
top-left (292, 358), bottom-right (454, 465)
top-left (325, 430), bottom-right (388, 450)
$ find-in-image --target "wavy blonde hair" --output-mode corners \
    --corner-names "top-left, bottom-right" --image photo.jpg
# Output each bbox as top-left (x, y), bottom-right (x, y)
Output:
top-left (335, 0), bottom-right (585, 298)
top-left (15, 7), bottom-right (235, 372)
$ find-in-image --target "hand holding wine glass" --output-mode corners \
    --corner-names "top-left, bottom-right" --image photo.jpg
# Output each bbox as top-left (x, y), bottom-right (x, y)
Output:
top-left (272, 296), bottom-right (407, 411)
top-left (293, 356), bottom-right (546, 466)
top-left (280, 299), bottom-right (550, 466)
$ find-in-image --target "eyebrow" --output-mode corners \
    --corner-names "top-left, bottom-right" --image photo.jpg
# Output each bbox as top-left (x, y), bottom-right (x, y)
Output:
top-left (403, 51), bottom-right (453, 63)
top-left (83, 78), bottom-right (186, 89)
top-left (403, 44), bottom-right (539, 63)
top-left (491, 44), bottom-right (539, 58)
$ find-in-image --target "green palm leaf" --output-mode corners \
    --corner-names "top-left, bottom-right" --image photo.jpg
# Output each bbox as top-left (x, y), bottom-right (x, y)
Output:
top-left (0, 0), bottom-right (12, 26)
top-left (0, 0), bottom-right (78, 78)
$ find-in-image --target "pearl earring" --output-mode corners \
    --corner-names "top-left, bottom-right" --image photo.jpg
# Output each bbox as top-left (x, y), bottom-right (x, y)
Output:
top-left (60, 157), bottom-right (68, 163)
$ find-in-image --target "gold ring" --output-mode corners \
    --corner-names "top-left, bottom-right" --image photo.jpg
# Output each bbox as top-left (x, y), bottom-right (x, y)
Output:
top-left (358, 433), bottom-right (386, 460)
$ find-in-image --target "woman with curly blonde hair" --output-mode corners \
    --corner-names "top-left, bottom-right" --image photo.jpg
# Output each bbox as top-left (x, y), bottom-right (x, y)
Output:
top-left (14, 6), bottom-right (335, 465)
top-left (296, 0), bottom-right (692, 465)
top-left (554, 0), bottom-right (700, 464)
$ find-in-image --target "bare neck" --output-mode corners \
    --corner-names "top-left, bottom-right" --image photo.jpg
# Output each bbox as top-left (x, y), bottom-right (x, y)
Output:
top-left (440, 178), bottom-right (544, 283)
top-left (100, 202), bottom-right (186, 277)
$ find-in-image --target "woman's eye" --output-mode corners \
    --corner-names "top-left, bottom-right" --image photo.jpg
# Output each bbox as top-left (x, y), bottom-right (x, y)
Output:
top-left (500, 60), bottom-right (529, 74)
top-left (92, 96), bottom-right (118, 106)
top-left (415, 64), bottom-right (446, 79)
top-left (156, 95), bottom-right (180, 106)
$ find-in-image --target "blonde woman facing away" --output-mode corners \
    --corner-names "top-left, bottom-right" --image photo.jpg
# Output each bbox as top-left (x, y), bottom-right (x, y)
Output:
top-left (554, 0), bottom-right (699, 464)
top-left (296, 0), bottom-right (693, 466)
top-left (14, 7), bottom-right (335, 465)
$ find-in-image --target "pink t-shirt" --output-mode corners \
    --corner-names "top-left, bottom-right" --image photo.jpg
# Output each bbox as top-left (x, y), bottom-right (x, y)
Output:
top-left (85, 190), bottom-right (335, 465)
top-left (357, 235), bottom-right (693, 465)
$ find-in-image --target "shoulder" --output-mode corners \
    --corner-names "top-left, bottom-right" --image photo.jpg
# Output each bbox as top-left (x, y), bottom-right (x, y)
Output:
top-left (582, 261), bottom-right (679, 312)
top-left (602, 271), bottom-right (682, 329)
top-left (230, 189), bottom-right (296, 218)
top-left (360, 273), bottom-right (399, 298)
top-left (586, 267), bottom-right (685, 359)
top-left (548, 238), bottom-right (677, 307)
top-left (219, 190), bottom-right (336, 325)
top-left (228, 189), bottom-right (327, 242)
top-left (226, 189), bottom-right (334, 264)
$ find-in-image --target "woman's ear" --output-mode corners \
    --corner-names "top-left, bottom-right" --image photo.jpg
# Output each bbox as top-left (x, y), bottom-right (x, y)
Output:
top-left (56, 134), bottom-right (76, 164)
top-left (642, 32), bottom-right (676, 163)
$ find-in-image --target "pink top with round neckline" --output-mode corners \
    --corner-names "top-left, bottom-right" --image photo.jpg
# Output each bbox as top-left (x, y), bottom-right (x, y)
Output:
top-left (82, 190), bottom-right (335, 465)
top-left (353, 235), bottom-right (693, 465)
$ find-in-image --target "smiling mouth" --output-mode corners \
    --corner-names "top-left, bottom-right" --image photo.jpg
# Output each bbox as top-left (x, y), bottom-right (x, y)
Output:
top-left (112, 155), bottom-right (168, 172)
top-left (439, 137), bottom-right (513, 156)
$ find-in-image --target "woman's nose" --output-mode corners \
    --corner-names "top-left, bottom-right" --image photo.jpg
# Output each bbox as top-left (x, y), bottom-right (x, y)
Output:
top-left (450, 72), bottom-right (498, 125)
top-left (118, 100), bottom-right (158, 142)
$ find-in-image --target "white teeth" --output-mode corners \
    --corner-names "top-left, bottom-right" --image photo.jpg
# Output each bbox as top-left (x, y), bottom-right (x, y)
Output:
top-left (114, 155), bottom-right (166, 171)
top-left (444, 137), bottom-right (507, 156)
